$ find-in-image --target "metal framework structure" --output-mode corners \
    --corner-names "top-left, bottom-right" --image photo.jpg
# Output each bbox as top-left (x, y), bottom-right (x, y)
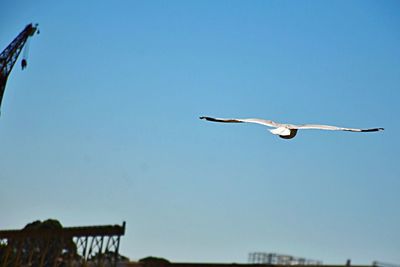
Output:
top-left (0, 222), bottom-right (126, 267)
top-left (124, 258), bottom-right (378, 267)
top-left (373, 262), bottom-right (400, 267)
top-left (0, 23), bottom-right (38, 111)
top-left (248, 252), bottom-right (322, 266)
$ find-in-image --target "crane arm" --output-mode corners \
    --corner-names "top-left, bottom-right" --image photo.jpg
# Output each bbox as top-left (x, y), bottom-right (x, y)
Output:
top-left (0, 23), bottom-right (38, 111)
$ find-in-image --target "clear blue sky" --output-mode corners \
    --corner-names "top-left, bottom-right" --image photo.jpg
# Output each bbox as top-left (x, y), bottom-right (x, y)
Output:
top-left (1, 0), bottom-right (399, 264)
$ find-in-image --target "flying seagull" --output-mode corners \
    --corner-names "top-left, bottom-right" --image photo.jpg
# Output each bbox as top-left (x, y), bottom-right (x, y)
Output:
top-left (200, 116), bottom-right (384, 139)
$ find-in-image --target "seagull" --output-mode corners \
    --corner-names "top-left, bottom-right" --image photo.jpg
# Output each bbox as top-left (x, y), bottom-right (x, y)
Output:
top-left (200, 116), bottom-right (384, 139)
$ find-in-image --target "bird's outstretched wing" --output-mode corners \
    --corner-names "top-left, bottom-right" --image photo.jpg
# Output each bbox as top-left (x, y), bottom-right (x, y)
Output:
top-left (293, 124), bottom-right (384, 132)
top-left (200, 116), bottom-right (282, 128)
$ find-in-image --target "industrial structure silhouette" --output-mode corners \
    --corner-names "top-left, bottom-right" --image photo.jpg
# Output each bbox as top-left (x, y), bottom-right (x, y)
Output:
top-left (0, 219), bottom-right (397, 267)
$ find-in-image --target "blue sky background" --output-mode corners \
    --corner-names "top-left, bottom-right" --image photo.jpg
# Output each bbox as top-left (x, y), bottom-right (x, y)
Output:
top-left (1, 0), bottom-right (399, 264)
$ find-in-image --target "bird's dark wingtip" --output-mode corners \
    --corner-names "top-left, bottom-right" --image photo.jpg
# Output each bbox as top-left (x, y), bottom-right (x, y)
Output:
top-left (361, 127), bottom-right (385, 132)
top-left (200, 116), bottom-right (213, 121)
top-left (199, 116), bottom-right (221, 122)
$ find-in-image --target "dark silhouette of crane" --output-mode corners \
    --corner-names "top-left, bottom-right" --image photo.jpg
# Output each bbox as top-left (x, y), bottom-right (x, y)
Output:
top-left (0, 23), bottom-right (39, 113)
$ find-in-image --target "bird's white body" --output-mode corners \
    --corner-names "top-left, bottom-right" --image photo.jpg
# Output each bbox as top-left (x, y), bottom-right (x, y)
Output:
top-left (200, 116), bottom-right (383, 139)
top-left (269, 127), bottom-right (291, 136)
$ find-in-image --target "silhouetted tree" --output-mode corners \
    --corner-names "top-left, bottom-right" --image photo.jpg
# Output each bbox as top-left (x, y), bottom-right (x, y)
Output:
top-left (0, 219), bottom-right (77, 267)
top-left (139, 256), bottom-right (171, 267)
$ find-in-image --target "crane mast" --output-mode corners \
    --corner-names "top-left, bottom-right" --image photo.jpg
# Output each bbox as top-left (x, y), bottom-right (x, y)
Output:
top-left (0, 23), bottom-right (39, 111)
